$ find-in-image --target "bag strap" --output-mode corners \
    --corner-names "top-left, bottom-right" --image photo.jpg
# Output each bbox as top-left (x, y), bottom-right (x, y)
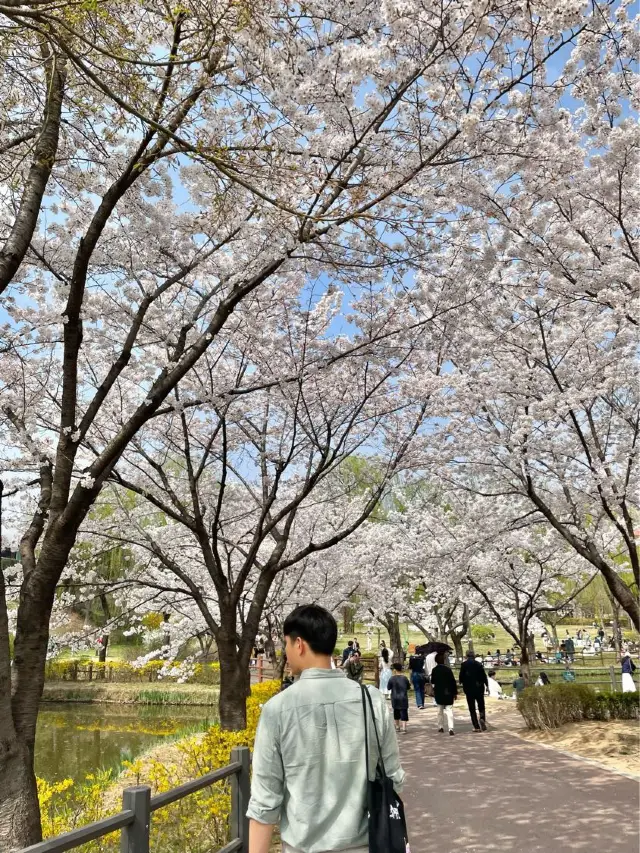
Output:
top-left (360, 684), bottom-right (370, 780)
top-left (362, 685), bottom-right (387, 778)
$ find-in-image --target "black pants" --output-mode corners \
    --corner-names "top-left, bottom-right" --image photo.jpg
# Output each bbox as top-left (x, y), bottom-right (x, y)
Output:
top-left (465, 693), bottom-right (486, 729)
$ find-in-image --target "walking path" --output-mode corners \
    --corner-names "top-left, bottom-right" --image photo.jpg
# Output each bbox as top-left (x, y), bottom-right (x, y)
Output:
top-left (398, 701), bottom-right (639, 853)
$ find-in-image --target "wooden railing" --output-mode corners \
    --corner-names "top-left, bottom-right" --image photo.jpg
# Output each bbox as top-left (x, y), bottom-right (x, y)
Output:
top-left (18, 747), bottom-right (251, 853)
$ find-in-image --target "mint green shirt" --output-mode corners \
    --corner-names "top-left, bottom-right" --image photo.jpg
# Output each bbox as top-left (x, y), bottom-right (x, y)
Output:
top-left (247, 668), bottom-right (405, 852)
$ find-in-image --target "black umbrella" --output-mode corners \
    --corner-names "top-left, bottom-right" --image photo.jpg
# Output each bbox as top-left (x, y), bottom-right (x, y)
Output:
top-left (415, 641), bottom-right (452, 656)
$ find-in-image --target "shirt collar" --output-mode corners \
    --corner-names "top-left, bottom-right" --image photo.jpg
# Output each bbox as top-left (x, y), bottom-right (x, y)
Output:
top-left (299, 667), bottom-right (346, 680)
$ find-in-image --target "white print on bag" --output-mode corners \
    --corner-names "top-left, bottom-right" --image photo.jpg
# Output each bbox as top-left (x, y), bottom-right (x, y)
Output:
top-left (389, 804), bottom-right (401, 820)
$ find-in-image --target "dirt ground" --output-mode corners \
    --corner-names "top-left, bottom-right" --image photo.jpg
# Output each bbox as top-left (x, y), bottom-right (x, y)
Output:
top-left (481, 697), bottom-right (640, 776)
top-left (518, 719), bottom-right (640, 776)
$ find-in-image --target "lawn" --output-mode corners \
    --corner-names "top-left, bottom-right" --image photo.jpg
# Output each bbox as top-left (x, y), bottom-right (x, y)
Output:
top-left (337, 621), bottom-right (636, 667)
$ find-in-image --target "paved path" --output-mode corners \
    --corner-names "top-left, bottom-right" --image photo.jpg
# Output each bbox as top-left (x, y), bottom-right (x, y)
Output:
top-left (398, 701), bottom-right (639, 853)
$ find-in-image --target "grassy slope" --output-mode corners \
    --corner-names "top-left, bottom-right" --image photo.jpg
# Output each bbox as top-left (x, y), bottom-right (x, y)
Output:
top-left (42, 682), bottom-right (219, 705)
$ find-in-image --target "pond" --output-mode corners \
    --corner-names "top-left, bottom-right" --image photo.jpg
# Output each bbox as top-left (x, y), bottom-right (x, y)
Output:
top-left (36, 703), bottom-right (218, 782)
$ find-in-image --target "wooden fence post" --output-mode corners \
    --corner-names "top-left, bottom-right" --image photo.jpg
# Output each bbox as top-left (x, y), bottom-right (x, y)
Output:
top-left (257, 657), bottom-right (263, 683)
top-left (230, 747), bottom-right (251, 852)
top-left (609, 665), bottom-right (617, 691)
top-left (120, 786), bottom-right (151, 853)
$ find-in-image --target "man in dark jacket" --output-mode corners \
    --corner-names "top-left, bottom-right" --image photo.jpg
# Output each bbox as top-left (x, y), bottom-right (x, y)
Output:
top-left (430, 651), bottom-right (457, 735)
top-left (408, 651), bottom-right (426, 709)
top-left (459, 650), bottom-right (489, 731)
top-left (344, 651), bottom-right (364, 684)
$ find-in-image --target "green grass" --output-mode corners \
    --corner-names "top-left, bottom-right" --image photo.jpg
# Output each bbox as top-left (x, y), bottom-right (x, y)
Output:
top-left (338, 621), bottom-right (637, 662)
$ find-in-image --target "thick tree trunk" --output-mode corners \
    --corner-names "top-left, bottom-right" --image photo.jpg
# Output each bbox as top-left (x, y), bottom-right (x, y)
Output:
top-left (0, 742), bottom-right (42, 850)
top-left (218, 649), bottom-right (251, 730)
top-left (599, 561), bottom-right (639, 630)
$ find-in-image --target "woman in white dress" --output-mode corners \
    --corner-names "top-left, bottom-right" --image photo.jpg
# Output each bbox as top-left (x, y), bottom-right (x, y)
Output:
top-left (379, 642), bottom-right (392, 696)
top-left (621, 653), bottom-right (637, 692)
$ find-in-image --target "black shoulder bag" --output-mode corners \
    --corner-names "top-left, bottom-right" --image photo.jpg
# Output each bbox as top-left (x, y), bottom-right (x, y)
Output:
top-left (360, 685), bottom-right (409, 853)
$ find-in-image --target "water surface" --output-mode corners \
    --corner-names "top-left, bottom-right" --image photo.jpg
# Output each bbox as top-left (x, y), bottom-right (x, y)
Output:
top-left (36, 703), bottom-right (218, 781)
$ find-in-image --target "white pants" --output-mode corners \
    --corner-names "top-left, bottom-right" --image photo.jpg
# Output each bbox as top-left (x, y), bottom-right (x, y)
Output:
top-left (437, 704), bottom-right (454, 731)
top-left (622, 672), bottom-right (636, 692)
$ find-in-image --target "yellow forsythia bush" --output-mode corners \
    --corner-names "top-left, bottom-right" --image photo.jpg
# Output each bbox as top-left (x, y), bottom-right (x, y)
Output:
top-left (38, 680), bottom-right (280, 853)
top-left (45, 658), bottom-right (221, 684)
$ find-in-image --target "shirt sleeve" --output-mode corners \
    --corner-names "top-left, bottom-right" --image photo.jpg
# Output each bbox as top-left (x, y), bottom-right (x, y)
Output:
top-left (376, 690), bottom-right (406, 793)
top-left (246, 701), bottom-right (284, 825)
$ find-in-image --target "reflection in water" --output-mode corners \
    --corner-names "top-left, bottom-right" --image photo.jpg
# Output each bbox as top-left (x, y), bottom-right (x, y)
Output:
top-left (36, 703), bottom-right (217, 781)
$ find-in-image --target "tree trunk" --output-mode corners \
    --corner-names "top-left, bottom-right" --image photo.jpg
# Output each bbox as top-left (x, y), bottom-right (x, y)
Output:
top-left (0, 743), bottom-right (42, 850)
top-left (218, 648), bottom-right (250, 730)
top-left (520, 643), bottom-right (531, 685)
top-left (451, 632), bottom-right (464, 661)
top-left (387, 613), bottom-right (404, 663)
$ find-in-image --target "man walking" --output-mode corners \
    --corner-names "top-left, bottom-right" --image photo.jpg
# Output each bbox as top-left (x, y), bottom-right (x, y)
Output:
top-left (408, 649), bottom-right (427, 709)
top-left (345, 650), bottom-right (364, 683)
top-left (247, 604), bottom-right (405, 853)
top-left (459, 650), bottom-right (489, 732)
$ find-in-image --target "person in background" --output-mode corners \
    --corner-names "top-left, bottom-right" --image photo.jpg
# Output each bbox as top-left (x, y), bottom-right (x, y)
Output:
top-left (431, 651), bottom-right (457, 735)
top-left (562, 663), bottom-right (576, 683)
top-left (341, 640), bottom-right (355, 665)
top-left (535, 672), bottom-right (551, 687)
top-left (512, 671), bottom-right (526, 697)
top-left (388, 662), bottom-right (411, 734)
top-left (344, 650), bottom-right (364, 684)
top-left (621, 652), bottom-right (637, 692)
top-left (408, 650), bottom-right (427, 709)
top-left (486, 670), bottom-right (504, 699)
top-left (379, 643), bottom-right (392, 697)
top-left (505, 649), bottom-right (513, 665)
top-left (564, 635), bottom-right (575, 662)
top-left (459, 650), bottom-right (489, 732)
top-left (554, 648), bottom-right (564, 663)
top-left (352, 637), bottom-right (360, 654)
top-left (247, 604), bottom-right (404, 853)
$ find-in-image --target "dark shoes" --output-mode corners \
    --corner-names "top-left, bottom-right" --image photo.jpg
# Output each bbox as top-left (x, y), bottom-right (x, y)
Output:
top-left (473, 727), bottom-right (481, 733)
top-left (480, 720), bottom-right (488, 731)
top-left (438, 728), bottom-right (444, 733)
top-left (449, 730), bottom-right (455, 736)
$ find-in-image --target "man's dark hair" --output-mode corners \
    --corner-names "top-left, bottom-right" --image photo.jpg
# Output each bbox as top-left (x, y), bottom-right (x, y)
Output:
top-left (435, 651), bottom-right (445, 665)
top-left (347, 640), bottom-right (354, 647)
top-left (488, 670), bottom-right (496, 678)
top-left (283, 604), bottom-right (337, 655)
top-left (393, 662), bottom-right (402, 671)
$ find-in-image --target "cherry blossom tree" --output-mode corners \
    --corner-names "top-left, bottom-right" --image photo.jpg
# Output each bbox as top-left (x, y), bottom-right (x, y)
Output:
top-left (410, 6), bottom-right (639, 627)
top-left (0, 0), bottom-right (623, 844)
top-left (71, 332), bottom-right (428, 728)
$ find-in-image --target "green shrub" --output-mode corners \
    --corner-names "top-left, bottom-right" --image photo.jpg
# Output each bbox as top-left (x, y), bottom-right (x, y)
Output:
top-left (593, 691), bottom-right (640, 721)
top-left (518, 683), bottom-right (638, 729)
top-left (471, 625), bottom-right (496, 642)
